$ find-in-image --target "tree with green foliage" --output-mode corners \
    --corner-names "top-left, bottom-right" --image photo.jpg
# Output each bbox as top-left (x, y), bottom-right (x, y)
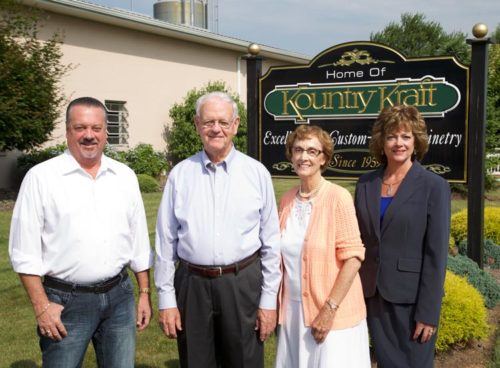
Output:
top-left (0, 0), bottom-right (69, 152)
top-left (370, 13), bottom-right (470, 63)
top-left (486, 24), bottom-right (500, 175)
top-left (165, 81), bottom-right (247, 164)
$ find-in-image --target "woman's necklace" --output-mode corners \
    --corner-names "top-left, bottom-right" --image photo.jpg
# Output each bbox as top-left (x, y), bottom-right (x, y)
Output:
top-left (298, 178), bottom-right (325, 199)
top-left (382, 177), bottom-right (404, 196)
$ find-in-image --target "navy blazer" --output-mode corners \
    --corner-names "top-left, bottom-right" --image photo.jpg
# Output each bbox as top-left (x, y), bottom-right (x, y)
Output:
top-left (354, 161), bottom-right (451, 325)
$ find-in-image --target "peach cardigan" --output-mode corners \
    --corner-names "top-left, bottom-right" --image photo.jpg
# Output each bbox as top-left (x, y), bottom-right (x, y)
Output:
top-left (278, 181), bottom-right (367, 330)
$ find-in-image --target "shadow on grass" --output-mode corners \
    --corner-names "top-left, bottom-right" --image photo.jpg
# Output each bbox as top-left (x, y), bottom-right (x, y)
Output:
top-left (11, 361), bottom-right (37, 368)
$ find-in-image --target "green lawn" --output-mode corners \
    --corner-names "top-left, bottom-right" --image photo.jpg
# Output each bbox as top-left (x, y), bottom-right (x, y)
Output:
top-left (0, 179), bottom-right (497, 367)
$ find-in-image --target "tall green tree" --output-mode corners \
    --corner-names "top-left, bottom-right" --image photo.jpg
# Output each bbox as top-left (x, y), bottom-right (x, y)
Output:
top-left (0, 0), bottom-right (68, 152)
top-left (370, 13), bottom-right (470, 63)
top-left (486, 24), bottom-right (500, 178)
top-left (165, 81), bottom-right (247, 165)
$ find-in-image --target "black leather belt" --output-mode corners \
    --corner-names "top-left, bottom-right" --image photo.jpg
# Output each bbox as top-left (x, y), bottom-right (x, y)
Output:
top-left (181, 251), bottom-right (259, 278)
top-left (43, 268), bottom-right (128, 293)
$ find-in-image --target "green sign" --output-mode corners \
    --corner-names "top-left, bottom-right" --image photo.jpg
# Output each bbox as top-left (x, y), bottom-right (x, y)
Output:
top-left (264, 77), bottom-right (460, 122)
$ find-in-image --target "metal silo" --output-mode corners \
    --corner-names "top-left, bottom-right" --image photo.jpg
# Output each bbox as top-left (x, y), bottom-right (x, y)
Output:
top-left (153, 0), bottom-right (208, 29)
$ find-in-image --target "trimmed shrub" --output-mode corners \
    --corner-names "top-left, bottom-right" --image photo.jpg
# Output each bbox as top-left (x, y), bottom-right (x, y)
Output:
top-left (17, 143), bottom-right (67, 173)
top-left (458, 239), bottom-right (500, 269)
top-left (436, 271), bottom-right (490, 352)
top-left (103, 145), bottom-right (127, 164)
top-left (450, 207), bottom-right (500, 244)
top-left (137, 174), bottom-right (159, 193)
top-left (446, 254), bottom-right (500, 309)
top-left (123, 143), bottom-right (168, 178)
top-left (448, 235), bottom-right (457, 253)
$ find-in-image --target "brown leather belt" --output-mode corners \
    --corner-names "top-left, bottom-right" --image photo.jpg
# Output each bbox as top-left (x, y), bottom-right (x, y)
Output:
top-left (182, 251), bottom-right (259, 278)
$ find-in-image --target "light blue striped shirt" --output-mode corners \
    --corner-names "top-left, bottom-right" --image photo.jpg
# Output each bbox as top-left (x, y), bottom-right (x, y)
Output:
top-left (155, 147), bottom-right (281, 310)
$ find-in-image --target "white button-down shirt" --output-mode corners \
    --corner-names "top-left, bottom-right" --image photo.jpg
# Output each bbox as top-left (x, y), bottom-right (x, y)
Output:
top-left (155, 148), bottom-right (281, 310)
top-left (9, 151), bottom-right (153, 283)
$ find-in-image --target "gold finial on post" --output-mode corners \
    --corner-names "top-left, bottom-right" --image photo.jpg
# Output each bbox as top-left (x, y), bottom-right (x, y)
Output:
top-left (248, 43), bottom-right (261, 56)
top-left (472, 23), bottom-right (488, 39)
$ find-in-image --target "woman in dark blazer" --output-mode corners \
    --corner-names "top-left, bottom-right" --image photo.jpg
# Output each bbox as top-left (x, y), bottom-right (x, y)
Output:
top-left (354, 105), bottom-right (451, 367)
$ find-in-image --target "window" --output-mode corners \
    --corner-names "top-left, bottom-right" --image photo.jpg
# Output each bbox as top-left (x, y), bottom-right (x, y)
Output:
top-left (105, 100), bottom-right (129, 146)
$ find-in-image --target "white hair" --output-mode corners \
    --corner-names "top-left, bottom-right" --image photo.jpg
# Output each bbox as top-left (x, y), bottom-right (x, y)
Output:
top-left (195, 92), bottom-right (238, 119)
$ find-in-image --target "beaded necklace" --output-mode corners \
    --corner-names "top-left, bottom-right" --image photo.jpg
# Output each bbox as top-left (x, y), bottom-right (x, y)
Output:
top-left (297, 178), bottom-right (325, 199)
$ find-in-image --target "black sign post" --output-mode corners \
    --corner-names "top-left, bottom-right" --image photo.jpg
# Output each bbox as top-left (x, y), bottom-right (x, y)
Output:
top-left (244, 44), bottom-right (263, 160)
top-left (466, 25), bottom-right (491, 268)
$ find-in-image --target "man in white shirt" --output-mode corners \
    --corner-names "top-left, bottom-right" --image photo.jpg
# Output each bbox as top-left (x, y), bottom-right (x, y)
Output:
top-left (155, 92), bottom-right (281, 367)
top-left (9, 97), bottom-right (153, 368)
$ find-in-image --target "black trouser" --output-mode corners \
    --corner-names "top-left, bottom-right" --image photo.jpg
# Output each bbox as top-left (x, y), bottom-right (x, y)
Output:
top-left (174, 257), bottom-right (264, 368)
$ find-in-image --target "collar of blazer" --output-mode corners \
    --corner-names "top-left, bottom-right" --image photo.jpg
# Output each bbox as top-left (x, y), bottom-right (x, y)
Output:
top-left (364, 161), bottom-right (426, 239)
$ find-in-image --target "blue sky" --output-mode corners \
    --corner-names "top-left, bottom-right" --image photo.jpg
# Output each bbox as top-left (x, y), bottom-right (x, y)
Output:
top-left (86, 0), bottom-right (499, 56)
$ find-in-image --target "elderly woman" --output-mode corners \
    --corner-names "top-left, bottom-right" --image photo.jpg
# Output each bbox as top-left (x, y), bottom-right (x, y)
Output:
top-left (275, 125), bottom-right (370, 368)
top-left (354, 105), bottom-right (451, 367)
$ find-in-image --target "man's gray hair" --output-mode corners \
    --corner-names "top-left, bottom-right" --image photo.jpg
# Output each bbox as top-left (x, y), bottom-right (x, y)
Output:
top-left (195, 92), bottom-right (239, 119)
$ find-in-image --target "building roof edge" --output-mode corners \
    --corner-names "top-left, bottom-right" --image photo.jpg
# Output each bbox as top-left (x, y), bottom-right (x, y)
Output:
top-left (23, 0), bottom-right (312, 64)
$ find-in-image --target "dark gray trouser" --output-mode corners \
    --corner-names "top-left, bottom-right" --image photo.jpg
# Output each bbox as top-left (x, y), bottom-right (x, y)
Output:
top-left (174, 258), bottom-right (264, 368)
top-left (366, 292), bottom-right (437, 368)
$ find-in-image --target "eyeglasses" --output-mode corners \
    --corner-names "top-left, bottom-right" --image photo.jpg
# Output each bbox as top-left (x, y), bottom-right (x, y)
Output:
top-left (292, 146), bottom-right (323, 157)
top-left (200, 120), bottom-right (234, 130)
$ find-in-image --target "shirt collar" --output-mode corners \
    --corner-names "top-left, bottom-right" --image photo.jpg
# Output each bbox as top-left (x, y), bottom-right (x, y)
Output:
top-left (61, 150), bottom-right (118, 177)
top-left (201, 145), bottom-right (236, 172)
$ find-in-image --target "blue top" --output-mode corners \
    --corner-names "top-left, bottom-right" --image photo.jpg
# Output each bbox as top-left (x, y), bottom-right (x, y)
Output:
top-left (380, 196), bottom-right (393, 225)
top-left (154, 146), bottom-right (281, 310)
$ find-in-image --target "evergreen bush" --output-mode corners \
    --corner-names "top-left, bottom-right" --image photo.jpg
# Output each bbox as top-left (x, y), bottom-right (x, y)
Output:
top-left (122, 143), bottom-right (168, 178)
top-left (450, 207), bottom-right (500, 244)
top-left (136, 174), bottom-right (159, 193)
top-left (446, 254), bottom-right (500, 308)
top-left (17, 143), bottom-right (67, 173)
top-left (436, 271), bottom-right (490, 352)
top-left (458, 239), bottom-right (500, 269)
